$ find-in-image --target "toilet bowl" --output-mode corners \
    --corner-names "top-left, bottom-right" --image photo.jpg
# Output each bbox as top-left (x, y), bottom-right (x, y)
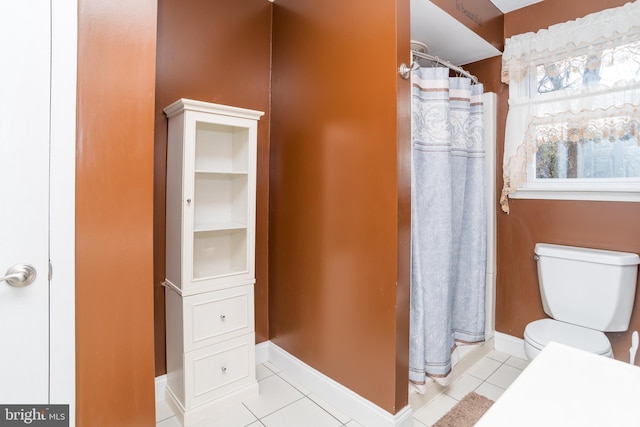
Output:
top-left (524, 318), bottom-right (613, 360)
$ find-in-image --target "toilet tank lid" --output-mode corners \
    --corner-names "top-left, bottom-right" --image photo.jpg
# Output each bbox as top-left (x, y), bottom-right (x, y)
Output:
top-left (535, 243), bottom-right (640, 266)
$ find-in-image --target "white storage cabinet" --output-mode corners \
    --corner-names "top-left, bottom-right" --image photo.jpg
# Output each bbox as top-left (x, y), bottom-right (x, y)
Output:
top-left (163, 98), bottom-right (263, 426)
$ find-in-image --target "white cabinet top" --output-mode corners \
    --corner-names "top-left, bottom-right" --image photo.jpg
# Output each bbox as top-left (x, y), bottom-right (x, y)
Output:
top-left (164, 98), bottom-right (265, 121)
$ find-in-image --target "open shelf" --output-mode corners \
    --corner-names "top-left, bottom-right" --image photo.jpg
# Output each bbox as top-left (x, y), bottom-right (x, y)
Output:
top-left (194, 172), bottom-right (248, 230)
top-left (193, 229), bottom-right (248, 280)
top-left (195, 121), bottom-right (249, 173)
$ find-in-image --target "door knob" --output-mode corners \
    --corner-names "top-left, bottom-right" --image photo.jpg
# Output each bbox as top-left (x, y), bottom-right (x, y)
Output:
top-left (0, 264), bottom-right (36, 287)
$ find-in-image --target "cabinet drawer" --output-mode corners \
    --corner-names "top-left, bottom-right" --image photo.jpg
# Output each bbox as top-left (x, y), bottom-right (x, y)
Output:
top-left (184, 285), bottom-right (254, 351)
top-left (184, 333), bottom-right (256, 408)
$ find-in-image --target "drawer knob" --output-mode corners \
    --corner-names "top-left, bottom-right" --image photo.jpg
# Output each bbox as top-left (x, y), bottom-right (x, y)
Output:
top-left (220, 314), bottom-right (226, 320)
top-left (221, 366), bottom-right (227, 373)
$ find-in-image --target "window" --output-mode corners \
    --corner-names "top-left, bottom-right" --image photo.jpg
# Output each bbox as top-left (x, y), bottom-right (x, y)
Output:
top-left (500, 2), bottom-right (640, 213)
top-left (532, 116), bottom-right (640, 180)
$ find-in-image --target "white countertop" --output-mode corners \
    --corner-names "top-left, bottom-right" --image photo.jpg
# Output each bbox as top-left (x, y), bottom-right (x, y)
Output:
top-left (476, 341), bottom-right (640, 426)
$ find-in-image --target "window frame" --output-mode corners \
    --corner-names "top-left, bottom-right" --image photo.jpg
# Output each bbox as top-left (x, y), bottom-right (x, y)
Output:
top-left (507, 46), bottom-right (640, 204)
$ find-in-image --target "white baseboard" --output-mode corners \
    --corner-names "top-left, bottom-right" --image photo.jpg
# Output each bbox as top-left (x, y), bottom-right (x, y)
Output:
top-left (255, 340), bottom-right (269, 364)
top-left (494, 331), bottom-right (527, 360)
top-left (156, 340), bottom-right (412, 427)
top-left (267, 342), bottom-right (412, 427)
top-left (155, 374), bottom-right (167, 403)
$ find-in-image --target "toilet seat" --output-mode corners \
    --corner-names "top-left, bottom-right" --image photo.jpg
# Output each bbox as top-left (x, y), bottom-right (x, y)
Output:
top-left (524, 318), bottom-right (612, 357)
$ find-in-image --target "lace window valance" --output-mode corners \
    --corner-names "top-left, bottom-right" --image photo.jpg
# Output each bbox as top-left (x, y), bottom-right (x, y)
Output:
top-left (500, 1), bottom-right (640, 213)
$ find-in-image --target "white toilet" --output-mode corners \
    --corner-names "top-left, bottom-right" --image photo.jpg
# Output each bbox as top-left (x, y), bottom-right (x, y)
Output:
top-left (524, 243), bottom-right (640, 360)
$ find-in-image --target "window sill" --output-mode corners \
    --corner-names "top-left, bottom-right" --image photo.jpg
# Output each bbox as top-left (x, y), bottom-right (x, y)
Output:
top-left (510, 186), bottom-right (640, 203)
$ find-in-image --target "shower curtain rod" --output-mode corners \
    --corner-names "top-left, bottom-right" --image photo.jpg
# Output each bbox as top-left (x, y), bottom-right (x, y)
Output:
top-left (411, 49), bottom-right (478, 84)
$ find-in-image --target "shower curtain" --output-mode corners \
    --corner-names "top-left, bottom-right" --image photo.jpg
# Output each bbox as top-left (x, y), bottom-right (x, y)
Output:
top-left (409, 66), bottom-right (486, 388)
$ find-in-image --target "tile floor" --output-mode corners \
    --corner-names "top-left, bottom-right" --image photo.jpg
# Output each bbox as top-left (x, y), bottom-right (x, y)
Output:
top-left (156, 347), bottom-right (528, 427)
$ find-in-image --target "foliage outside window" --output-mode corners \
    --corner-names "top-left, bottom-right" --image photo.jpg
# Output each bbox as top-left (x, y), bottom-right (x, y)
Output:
top-left (500, 1), bottom-right (640, 213)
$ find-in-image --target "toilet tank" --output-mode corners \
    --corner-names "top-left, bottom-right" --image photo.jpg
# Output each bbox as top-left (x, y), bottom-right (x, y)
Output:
top-left (535, 243), bottom-right (640, 332)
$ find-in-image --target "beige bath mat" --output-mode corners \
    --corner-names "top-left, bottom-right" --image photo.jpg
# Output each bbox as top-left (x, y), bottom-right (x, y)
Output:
top-left (432, 392), bottom-right (494, 427)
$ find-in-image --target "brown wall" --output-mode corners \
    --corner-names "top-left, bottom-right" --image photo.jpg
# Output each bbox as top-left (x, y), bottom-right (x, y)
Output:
top-left (153, 0), bottom-right (273, 376)
top-left (76, 0), bottom-right (157, 425)
top-left (494, 0), bottom-right (640, 362)
top-left (269, 0), bottom-right (411, 414)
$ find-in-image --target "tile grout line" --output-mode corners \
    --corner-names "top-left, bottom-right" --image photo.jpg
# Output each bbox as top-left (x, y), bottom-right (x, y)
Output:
top-left (305, 395), bottom-right (351, 426)
top-left (254, 394), bottom-right (307, 422)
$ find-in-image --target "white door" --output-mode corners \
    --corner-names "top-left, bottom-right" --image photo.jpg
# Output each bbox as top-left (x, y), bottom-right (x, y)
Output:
top-left (0, 2), bottom-right (52, 402)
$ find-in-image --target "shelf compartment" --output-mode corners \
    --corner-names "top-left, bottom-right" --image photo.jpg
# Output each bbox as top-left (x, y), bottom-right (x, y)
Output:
top-left (194, 173), bottom-right (248, 229)
top-left (195, 121), bottom-right (249, 173)
top-left (193, 229), bottom-right (248, 280)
